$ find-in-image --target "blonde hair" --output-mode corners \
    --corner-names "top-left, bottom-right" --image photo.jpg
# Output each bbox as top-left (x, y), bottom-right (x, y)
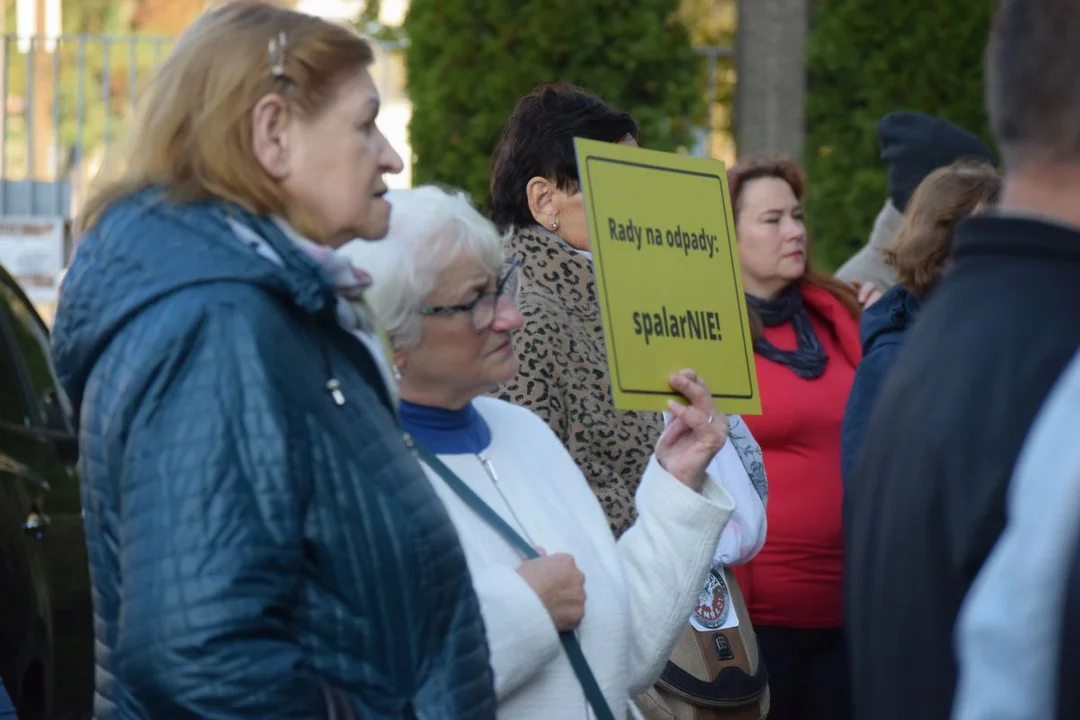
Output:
top-left (77, 0), bottom-right (374, 238)
top-left (884, 159), bottom-right (1001, 297)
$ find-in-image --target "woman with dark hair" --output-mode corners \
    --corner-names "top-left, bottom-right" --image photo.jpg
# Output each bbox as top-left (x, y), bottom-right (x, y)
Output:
top-left (490, 83), bottom-right (768, 547)
top-left (841, 159), bottom-right (1001, 486)
top-left (489, 82), bottom-right (652, 537)
top-left (727, 155), bottom-right (861, 720)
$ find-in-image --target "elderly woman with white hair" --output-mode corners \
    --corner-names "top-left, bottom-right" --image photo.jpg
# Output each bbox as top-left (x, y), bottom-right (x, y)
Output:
top-left (339, 184), bottom-right (755, 720)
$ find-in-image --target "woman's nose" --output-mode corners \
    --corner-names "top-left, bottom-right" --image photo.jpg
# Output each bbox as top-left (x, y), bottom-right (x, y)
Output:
top-left (378, 129), bottom-right (405, 175)
top-left (782, 218), bottom-right (805, 242)
top-left (491, 298), bottom-right (524, 332)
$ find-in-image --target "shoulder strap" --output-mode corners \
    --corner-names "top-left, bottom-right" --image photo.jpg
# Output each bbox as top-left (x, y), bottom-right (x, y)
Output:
top-left (412, 441), bottom-right (616, 720)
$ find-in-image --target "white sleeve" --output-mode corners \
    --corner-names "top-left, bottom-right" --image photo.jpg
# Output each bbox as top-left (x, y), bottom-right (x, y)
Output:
top-left (952, 353), bottom-right (1080, 720)
top-left (664, 412), bottom-right (768, 566)
top-left (707, 438), bottom-right (768, 566)
top-left (472, 565), bottom-right (562, 700)
top-left (616, 456), bottom-right (735, 694)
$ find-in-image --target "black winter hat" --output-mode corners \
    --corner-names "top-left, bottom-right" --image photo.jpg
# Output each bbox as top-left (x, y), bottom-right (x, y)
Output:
top-left (878, 111), bottom-right (997, 212)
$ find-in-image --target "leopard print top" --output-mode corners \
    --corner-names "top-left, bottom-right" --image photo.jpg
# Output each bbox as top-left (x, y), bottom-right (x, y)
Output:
top-left (492, 227), bottom-right (665, 537)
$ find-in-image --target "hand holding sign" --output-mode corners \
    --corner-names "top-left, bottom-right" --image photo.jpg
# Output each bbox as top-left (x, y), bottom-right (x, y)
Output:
top-left (655, 369), bottom-right (730, 492)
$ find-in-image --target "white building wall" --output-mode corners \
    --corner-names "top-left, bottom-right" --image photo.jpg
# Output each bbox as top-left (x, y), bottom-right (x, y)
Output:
top-left (294, 0), bottom-right (365, 21)
top-left (379, 0), bottom-right (408, 26)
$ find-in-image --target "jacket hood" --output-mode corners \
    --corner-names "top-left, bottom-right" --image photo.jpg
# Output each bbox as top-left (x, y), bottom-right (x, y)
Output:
top-left (859, 284), bottom-right (921, 354)
top-left (52, 189), bottom-right (337, 412)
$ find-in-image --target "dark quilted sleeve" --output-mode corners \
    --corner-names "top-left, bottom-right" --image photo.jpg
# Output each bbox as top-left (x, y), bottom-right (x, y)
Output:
top-left (112, 300), bottom-right (322, 719)
top-left (841, 340), bottom-right (900, 491)
top-left (497, 290), bottom-right (572, 443)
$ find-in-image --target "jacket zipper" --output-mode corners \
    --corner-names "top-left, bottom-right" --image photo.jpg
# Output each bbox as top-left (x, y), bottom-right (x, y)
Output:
top-left (475, 453), bottom-right (592, 719)
top-left (475, 452), bottom-right (538, 548)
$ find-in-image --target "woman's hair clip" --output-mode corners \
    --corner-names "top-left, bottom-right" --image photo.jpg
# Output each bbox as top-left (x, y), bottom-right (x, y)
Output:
top-left (268, 31), bottom-right (288, 80)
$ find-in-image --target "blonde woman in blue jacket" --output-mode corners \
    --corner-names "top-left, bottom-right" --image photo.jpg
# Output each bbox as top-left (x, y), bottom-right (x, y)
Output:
top-left (50, 4), bottom-right (494, 717)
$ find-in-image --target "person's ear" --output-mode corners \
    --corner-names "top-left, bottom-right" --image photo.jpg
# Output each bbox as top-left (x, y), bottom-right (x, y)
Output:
top-left (251, 93), bottom-right (292, 179)
top-left (526, 177), bottom-right (560, 230)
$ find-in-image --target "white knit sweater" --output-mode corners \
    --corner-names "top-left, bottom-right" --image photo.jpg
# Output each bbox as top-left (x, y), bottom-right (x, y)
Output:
top-left (420, 397), bottom-right (736, 719)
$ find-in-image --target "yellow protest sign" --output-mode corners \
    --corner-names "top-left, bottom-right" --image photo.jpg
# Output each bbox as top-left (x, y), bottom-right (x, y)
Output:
top-left (574, 138), bottom-right (761, 415)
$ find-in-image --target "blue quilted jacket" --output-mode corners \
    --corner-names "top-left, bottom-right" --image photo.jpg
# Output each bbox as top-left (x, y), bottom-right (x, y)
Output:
top-left (51, 191), bottom-right (496, 719)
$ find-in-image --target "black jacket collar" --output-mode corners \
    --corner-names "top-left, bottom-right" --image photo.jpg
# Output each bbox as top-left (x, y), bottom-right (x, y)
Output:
top-left (954, 213), bottom-right (1080, 263)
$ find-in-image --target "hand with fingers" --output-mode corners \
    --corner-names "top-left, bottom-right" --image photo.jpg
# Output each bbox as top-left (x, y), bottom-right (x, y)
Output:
top-left (655, 369), bottom-right (730, 492)
top-left (855, 281), bottom-right (884, 309)
top-left (516, 550), bottom-right (587, 632)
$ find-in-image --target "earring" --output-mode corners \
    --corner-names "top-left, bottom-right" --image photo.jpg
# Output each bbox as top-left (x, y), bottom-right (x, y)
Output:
top-left (393, 365), bottom-right (403, 380)
top-left (551, 218), bottom-right (559, 231)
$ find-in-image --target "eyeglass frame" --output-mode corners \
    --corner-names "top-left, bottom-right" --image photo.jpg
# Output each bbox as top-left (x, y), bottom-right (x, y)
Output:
top-left (419, 257), bottom-right (521, 332)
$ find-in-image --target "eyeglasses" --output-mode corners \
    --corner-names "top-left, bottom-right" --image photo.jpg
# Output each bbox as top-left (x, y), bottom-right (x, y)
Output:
top-left (420, 258), bottom-right (521, 332)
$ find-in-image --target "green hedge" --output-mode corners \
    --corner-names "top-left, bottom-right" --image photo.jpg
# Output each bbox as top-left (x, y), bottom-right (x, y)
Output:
top-left (804, 0), bottom-right (996, 270)
top-left (404, 0), bottom-right (703, 209)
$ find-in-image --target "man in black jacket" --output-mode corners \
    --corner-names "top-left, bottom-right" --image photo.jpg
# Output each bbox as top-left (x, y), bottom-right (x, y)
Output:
top-left (844, 0), bottom-right (1080, 718)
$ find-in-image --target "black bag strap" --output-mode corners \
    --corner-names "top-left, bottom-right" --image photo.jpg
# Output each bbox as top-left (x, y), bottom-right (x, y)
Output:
top-left (411, 440), bottom-right (616, 720)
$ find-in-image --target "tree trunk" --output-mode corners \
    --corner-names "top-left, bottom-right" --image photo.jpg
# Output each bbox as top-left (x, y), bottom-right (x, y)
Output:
top-left (734, 0), bottom-right (810, 160)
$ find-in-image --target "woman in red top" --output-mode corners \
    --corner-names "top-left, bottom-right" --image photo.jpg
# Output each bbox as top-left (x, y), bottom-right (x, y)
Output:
top-left (728, 156), bottom-right (865, 720)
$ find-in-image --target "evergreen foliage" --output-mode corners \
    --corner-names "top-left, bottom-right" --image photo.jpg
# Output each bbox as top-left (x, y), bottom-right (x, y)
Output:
top-left (804, 0), bottom-right (995, 269)
top-left (404, 0), bottom-right (704, 207)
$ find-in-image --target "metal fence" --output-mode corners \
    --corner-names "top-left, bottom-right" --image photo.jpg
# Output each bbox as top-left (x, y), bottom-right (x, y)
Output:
top-left (0, 33), bottom-right (733, 221)
top-left (0, 34), bottom-right (173, 218)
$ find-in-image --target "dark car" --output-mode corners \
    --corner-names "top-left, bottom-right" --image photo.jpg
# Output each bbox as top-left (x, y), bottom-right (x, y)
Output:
top-left (0, 264), bottom-right (92, 719)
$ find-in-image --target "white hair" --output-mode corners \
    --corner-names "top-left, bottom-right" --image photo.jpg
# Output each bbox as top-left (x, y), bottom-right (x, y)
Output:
top-left (337, 184), bottom-right (508, 349)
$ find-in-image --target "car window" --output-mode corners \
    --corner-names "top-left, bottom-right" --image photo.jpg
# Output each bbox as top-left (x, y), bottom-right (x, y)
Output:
top-left (0, 280), bottom-right (71, 432)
